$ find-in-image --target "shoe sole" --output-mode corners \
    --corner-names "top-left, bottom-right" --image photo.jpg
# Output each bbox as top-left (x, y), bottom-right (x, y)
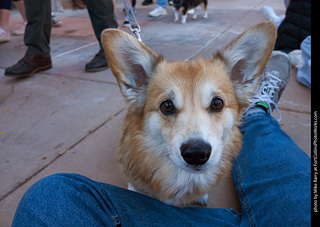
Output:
top-left (4, 64), bottom-right (52, 79)
top-left (0, 38), bottom-right (10, 43)
top-left (149, 12), bottom-right (167, 17)
top-left (85, 65), bottom-right (109, 73)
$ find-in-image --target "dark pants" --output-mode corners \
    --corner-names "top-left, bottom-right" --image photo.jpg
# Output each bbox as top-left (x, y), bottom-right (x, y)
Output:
top-left (24, 0), bottom-right (118, 56)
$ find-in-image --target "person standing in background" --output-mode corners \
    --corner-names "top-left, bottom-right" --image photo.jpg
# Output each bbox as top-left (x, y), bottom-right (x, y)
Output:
top-left (0, 0), bottom-right (27, 42)
top-left (4, 0), bottom-right (118, 78)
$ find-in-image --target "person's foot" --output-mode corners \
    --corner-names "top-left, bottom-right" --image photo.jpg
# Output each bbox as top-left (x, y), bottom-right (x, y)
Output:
top-left (149, 5), bottom-right (167, 17)
top-left (260, 6), bottom-right (285, 27)
top-left (52, 15), bottom-right (63, 27)
top-left (4, 54), bottom-right (52, 79)
top-left (0, 28), bottom-right (10, 43)
top-left (243, 51), bottom-right (291, 121)
top-left (123, 16), bottom-right (130, 27)
top-left (142, 0), bottom-right (153, 6)
top-left (85, 49), bottom-right (109, 72)
top-left (288, 50), bottom-right (304, 69)
top-left (12, 23), bottom-right (26, 36)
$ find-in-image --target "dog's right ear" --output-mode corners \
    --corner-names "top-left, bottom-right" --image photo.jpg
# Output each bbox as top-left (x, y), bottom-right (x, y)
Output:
top-left (216, 22), bottom-right (277, 109)
top-left (101, 29), bottom-right (160, 108)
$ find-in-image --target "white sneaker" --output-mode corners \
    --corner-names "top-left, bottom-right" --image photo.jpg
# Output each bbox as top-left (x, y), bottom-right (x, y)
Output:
top-left (288, 50), bottom-right (305, 69)
top-left (0, 28), bottom-right (10, 43)
top-left (149, 5), bottom-right (167, 17)
top-left (260, 6), bottom-right (285, 27)
top-left (13, 23), bottom-right (26, 36)
top-left (243, 51), bottom-right (291, 121)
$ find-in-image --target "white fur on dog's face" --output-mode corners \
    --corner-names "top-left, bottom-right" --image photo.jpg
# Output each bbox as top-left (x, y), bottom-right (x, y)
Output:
top-left (144, 60), bottom-right (237, 173)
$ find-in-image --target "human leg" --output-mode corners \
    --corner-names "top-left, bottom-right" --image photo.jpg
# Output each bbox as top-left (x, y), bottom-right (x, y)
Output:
top-left (24, 0), bottom-right (51, 56)
top-left (83, 0), bottom-right (118, 72)
top-left (234, 51), bottom-right (311, 226)
top-left (11, 0), bottom-right (27, 36)
top-left (84, 0), bottom-right (118, 47)
top-left (0, 0), bottom-right (12, 42)
top-left (0, 8), bottom-right (10, 42)
top-left (233, 113), bottom-right (311, 226)
top-left (4, 0), bottom-right (52, 78)
top-left (13, 0), bottom-right (27, 23)
top-left (13, 173), bottom-right (241, 226)
top-left (149, 0), bottom-right (167, 17)
top-left (156, 0), bottom-right (167, 8)
top-left (0, 8), bottom-right (10, 30)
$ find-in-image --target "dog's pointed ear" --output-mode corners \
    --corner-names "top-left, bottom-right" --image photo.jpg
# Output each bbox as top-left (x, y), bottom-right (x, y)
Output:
top-left (216, 22), bottom-right (277, 108)
top-left (101, 29), bottom-right (161, 108)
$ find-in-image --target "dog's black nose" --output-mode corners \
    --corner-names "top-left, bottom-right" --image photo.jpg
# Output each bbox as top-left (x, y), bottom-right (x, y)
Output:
top-left (180, 139), bottom-right (212, 165)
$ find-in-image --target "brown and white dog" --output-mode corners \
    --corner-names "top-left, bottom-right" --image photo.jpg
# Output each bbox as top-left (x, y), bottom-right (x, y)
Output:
top-left (101, 22), bottom-right (276, 206)
top-left (173, 0), bottom-right (208, 23)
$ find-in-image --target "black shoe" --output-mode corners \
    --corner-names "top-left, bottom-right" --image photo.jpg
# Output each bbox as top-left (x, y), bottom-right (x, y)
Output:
top-left (142, 0), bottom-right (153, 6)
top-left (5, 54), bottom-right (52, 79)
top-left (123, 19), bottom-right (130, 27)
top-left (85, 49), bottom-right (109, 72)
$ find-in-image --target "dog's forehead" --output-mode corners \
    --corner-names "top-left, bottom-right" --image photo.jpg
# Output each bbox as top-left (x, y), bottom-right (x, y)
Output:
top-left (150, 59), bottom-right (234, 105)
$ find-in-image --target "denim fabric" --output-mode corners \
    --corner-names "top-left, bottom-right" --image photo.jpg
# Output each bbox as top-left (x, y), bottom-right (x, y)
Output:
top-left (13, 113), bottom-right (311, 226)
top-left (235, 112), bottom-right (311, 226)
top-left (157, 0), bottom-right (167, 8)
top-left (12, 174), bottom-right (240, 226)
top-left (297, 36), bottom-right (311, 88)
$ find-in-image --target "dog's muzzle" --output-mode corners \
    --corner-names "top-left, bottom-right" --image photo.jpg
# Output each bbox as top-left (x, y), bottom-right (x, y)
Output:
top-left (180, 139), bottom-right (212, 166)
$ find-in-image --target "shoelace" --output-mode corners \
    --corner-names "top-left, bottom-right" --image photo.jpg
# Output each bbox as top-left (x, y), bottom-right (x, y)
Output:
top-left (251, 71), bottom-right (282, 121)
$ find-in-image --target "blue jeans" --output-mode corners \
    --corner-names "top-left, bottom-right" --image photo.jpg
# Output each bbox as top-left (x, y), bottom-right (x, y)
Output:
top-left (12, 113), bottom-right (311, 226)
top-left (157, 0), bottom-right (167, 8)
top-left (297, 36), bottom-right (311, 88)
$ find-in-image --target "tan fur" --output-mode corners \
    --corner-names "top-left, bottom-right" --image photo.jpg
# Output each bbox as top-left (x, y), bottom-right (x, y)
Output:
top-left (101, 22), bottom-right (276, 206)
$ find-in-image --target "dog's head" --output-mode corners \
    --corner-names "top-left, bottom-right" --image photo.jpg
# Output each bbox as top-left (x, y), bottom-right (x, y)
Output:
top-left (102, 22), bottom-right (276, 184)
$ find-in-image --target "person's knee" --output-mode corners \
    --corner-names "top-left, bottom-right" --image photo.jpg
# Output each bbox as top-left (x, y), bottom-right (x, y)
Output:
top-left (30, 173), bottom-right (75, 190)
top-left (20, 173), bottom-right (85, 204)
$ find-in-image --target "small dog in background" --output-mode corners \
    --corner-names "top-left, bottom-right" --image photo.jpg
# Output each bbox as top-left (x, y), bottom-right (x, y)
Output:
top-left (173, 0), bottom-right (208, 23)
top-left (102, 22), bottom-right (276, 206)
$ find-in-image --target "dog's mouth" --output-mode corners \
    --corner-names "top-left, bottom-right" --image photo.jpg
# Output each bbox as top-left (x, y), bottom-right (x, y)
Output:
top-left (186, 164), bottom-right (210, 172)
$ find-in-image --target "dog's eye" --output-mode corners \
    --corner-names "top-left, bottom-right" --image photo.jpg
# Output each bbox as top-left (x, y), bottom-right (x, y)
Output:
top-left (210, 97), bottom-right (224, 112)
top-left (160, 99), bottom-right (176, 115)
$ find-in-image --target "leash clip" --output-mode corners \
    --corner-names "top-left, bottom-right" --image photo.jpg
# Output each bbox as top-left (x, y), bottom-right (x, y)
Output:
top-left (130, 25), bottom-right (142, 42)
top-left (124, 0), bottom-right (142, 42)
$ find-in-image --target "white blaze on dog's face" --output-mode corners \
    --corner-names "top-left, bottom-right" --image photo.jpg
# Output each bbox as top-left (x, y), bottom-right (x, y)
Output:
top-left (101, 22), bottom-right (276, 205)
top-left (143, 59), bottom-right (239, 172)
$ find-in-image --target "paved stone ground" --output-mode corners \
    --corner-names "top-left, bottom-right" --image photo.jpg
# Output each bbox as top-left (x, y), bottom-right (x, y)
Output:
top-left (0, 0), bottom-right (310, 225)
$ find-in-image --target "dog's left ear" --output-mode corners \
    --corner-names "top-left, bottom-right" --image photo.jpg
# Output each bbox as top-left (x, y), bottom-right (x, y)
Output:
top-left (101, 29), bottom-right (160, 109)
top-left (217, 22), bottom-right (277, 108)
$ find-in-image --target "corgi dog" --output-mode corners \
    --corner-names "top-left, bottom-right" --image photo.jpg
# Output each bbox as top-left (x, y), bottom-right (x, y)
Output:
top-left (173, 0), bottom-right (208, 24)
top-left (101, 22), bottom-right (276, 206)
